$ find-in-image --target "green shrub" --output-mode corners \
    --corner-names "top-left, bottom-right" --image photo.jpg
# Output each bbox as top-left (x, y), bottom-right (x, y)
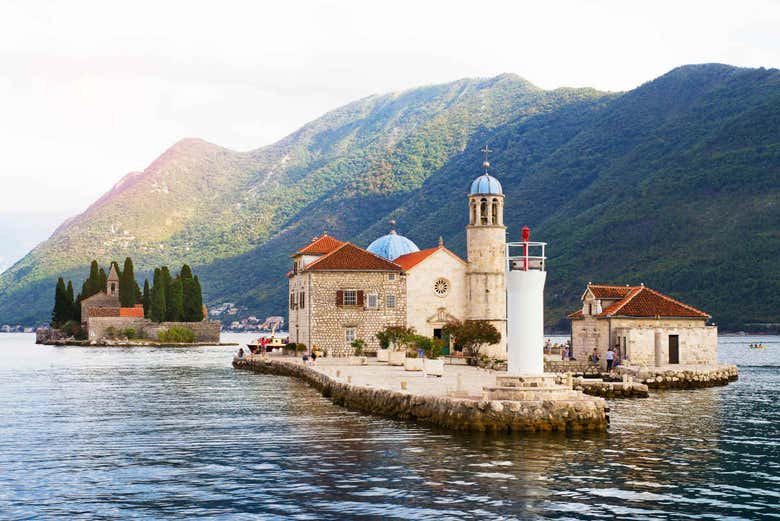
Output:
top-left (121, 328), bottom-right (136, 339)
top-left (105, 326), bottom-right (117, 339)
top-left (295, 343), bottom-right (307, 353)
top-left (157, 326), bottom-right (196, 343)
top-left (62, 320), bottom-right (86, 340)
top-left (351, 339), bottom-right (365, 356)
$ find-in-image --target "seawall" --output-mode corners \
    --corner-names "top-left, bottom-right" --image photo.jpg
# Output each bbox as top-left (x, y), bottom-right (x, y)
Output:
top-left (232, 357), bottom-right (608, 433)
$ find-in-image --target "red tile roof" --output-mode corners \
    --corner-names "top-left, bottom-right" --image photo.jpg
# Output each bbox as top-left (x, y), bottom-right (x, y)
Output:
top-left (304, 242), bottom-right (403, 272)
top-left (569, 285), bottom-right (710, 319)
top-left (394, 247), bottom-right (439, 270)
top-left (395, 246), bottom-right (466, 270)
top-left (295, 235), bottom-right (344, 256)
top-left (119, 307), bottom-right (145, 318)
top-left (587, 284), bottom-right (634, 299)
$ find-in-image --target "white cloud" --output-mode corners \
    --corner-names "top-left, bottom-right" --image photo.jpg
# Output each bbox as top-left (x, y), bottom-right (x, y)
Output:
top-left (0, 0), bottom-right (778, 214)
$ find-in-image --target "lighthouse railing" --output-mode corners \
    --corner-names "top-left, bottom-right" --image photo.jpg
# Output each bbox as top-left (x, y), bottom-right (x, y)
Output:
top-left (506, 241), bottom-right (546, 272)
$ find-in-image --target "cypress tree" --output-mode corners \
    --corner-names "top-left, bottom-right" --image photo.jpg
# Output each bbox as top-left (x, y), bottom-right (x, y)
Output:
top-left (51, 277), bottom-right (69, 326)
top-left (82, 260), bottom-right (101, 298)
top-left (66, 280), bottom-right (76, 321)
top-left (98, 268), bottom-right (107, 292)
top-left (193, 275), bottom-right (204, 321)
top-left (119, 257), bottom-right (136, 307)
top-left (150, 268), bottom-right (166, 322)
top-left (74, 293), bottom-right (82, 323)
top-left (167, 277), bottom-right (184, 322)
top-left (160, 266), bottom-right (173, 319)
top-left (142, 279), bottom-right (150, 318)
top-left (134, 282), bottom-right (142, 304)
top-left (180, 264), bottom-right (197, 321)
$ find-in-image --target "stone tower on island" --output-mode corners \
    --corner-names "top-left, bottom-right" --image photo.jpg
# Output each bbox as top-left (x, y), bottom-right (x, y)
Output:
top-left (465, 147), bottom-right (507, 355)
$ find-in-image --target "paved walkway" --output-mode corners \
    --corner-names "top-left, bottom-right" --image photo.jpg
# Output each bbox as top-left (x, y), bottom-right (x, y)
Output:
top-left (248, 355), bottom-right (498, 400)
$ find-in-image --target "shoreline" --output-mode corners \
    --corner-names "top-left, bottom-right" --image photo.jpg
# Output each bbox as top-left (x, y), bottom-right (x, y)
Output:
top-left (233, 356), bottom-right (609, 433)
top-left (38, 340), bottom-right (238, 347)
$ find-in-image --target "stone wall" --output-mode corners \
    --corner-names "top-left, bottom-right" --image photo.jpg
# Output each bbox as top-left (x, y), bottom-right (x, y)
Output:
top-left (233, 357), bottom-right (608, 433)
top-left (571, 317), bottom-right (718, 367)
top-left (466, 224), bottom-right (507, 358)
top-left (299, 271), bottom-right (407, 356)
top-left (86, 317), bottom-right (221, 342)
top-left (405, 248), bottom-right (468, 340)
top-left (631, 365), bottom-right (738, 390)
top-left (146, 321), bottom-right (221, 343)
top-left (87, 317), bottom-right (149, 340)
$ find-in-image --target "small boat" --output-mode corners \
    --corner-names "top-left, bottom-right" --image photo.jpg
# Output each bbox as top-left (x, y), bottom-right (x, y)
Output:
top-left (749, 343), bottom-right (767, 349)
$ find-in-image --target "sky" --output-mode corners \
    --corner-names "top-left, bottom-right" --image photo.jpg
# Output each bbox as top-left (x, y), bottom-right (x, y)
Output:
top-left (0, 0), bottom-right (778, 251)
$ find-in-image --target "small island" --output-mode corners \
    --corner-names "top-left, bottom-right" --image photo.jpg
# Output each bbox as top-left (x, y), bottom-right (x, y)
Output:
top-left (38, 257), bottom-right (226, 346)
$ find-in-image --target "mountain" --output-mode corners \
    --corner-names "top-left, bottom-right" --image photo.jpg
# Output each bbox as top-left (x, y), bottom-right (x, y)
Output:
top-left (1, 64), bottom-right (778, 330)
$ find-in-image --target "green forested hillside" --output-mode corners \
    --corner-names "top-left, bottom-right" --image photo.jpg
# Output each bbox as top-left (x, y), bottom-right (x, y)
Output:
top-left (1, 64), bottom-right (778, 330)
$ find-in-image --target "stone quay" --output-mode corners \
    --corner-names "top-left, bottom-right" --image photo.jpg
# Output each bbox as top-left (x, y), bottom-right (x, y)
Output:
top-left (232, 356), bottom-right (608, 433)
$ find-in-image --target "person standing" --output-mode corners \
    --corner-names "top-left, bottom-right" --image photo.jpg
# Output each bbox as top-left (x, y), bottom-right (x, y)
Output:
top-left (606, 347), bottom-right (614, 371)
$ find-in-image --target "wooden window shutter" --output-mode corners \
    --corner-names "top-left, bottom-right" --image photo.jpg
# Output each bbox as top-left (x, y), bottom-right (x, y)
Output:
top-left (336, 290), bottom-right (343, 307)
top-left (357, 290), bottom-right (364, 307)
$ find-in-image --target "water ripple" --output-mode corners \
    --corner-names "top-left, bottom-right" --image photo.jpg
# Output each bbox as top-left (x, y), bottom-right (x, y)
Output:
top-left (0, 333), bottom-right (778, 519)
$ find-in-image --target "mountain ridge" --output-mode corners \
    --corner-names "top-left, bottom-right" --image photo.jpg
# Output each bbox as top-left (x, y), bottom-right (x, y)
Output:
top-left (1, 64), bottom-right (778, 330)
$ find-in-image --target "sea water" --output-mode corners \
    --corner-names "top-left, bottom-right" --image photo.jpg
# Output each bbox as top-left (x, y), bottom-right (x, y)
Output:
top-left (0, 333), bottom-right (777, 519)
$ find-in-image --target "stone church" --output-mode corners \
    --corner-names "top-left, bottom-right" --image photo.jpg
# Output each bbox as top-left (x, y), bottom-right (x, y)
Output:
top-left (288, 155), bottom-right (509, 357)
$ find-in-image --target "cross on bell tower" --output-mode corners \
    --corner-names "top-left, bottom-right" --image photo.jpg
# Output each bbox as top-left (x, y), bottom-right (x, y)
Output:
top-left (481, 144), bottom-right (492, 173)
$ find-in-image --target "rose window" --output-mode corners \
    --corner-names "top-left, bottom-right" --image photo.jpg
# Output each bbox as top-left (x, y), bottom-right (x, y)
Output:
top-left (433, 278), bottom-right (449, 297)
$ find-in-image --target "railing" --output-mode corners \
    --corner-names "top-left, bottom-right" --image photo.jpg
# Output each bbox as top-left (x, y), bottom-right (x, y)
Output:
top-left (506, 241), bottom-right (546, 271)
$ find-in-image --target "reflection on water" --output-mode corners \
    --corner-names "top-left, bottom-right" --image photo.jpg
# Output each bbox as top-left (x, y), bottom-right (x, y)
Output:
top-left (0, 333), bottom-right (778, 520)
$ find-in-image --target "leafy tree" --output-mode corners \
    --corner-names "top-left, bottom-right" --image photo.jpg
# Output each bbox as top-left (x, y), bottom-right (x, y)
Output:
top-left (51, 277), bottom-right (70, 326)
top-left (442, 320), bottom-right (501, 358)
top-left (119, 257), bottom-right (136, 307)
top-left (167, 277), bottom-right (184, 322)
top-left (142, 279), bottom-right (150, 318)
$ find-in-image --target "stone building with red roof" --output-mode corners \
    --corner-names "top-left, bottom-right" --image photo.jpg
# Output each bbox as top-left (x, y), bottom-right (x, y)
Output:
top-left (288, 153), bottom-right (509, 356)
top-left (568, 283), bottom-right (717, 366)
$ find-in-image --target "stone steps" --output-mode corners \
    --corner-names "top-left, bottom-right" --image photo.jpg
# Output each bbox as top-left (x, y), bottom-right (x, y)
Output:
top-left (482, 385), bottom-right (581, 401)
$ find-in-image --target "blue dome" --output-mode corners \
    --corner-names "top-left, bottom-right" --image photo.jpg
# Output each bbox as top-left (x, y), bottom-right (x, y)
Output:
top-left (469, 174), bottom-right (503, 195)
top-left (367, 230), bottom-right (419, 261)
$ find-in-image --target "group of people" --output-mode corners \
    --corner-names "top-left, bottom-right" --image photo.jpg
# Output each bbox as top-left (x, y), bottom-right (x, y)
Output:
top-left (587, 347), bottom-right (620, 370)
top-left (557, 343), bottom-right (622, 371)
top-left (302, 344), bottom-right (322, 364)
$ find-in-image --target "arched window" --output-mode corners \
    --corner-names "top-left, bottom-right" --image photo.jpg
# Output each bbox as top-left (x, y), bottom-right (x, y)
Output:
top-left (491, 198), bottom-right (498, 225)
top-left (480, 199), bottom-right (488, 225)
top-left (470, 202), bottom-right (476, 225)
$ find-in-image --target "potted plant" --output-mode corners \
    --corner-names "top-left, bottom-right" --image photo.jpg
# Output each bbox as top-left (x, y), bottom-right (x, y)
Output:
top-left (404, 349), bottom-right (423, 371)
top-left (423, 338), bottom-right (445, 377)
top-left (378, 326), bottom-right (415, 366)
top-left (375, 330), bottom-right (390, 362)
top-left (350, 339), bottom-right (368, 365)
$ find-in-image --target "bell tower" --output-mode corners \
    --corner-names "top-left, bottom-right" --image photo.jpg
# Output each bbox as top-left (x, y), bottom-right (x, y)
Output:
top-left (466, 146), bottom-right (507, 357)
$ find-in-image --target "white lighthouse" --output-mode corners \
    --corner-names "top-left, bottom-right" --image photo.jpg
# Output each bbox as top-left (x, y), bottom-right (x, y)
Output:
top-left (506, 226), bottom-right (547, 375)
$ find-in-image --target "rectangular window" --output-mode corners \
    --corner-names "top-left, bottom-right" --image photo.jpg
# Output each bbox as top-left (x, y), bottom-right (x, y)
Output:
top-left (343, 290), bottom-right (357, 306)
top-left (388, 273), bottom-right (396, 281)
top-left (366, 293), bottom-right (378, 309)
top-left (386, 294), bottom-right (396, 309)
top-left (289, 293), bottom-right (295, 310)
top-left (345, 327), bottom-right (356, 343)
top-left (299, 291), bottom-right (305, 309)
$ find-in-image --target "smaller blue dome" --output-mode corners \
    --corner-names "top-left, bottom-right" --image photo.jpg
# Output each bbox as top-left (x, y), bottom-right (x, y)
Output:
top-left (470, 173), bottom-right (503, 195)
top-left (367, 230), bottom-right (419, 261)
